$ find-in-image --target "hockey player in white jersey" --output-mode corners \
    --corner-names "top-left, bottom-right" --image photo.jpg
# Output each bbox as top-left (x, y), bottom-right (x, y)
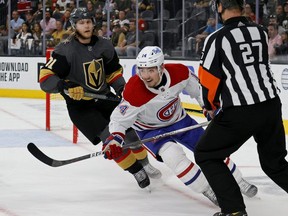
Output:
top-left (102, 46), bottom-right (257, 205)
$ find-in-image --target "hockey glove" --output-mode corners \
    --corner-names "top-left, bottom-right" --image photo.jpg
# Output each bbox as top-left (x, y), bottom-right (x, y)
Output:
top-left (58, 80), bottom-right (84, 100)
top-left (67, 86), bottom-right (84, 100)
top-left (203, 108), bottom-right (221, 120)
top-left (102, 133), bottom-right (125, 160)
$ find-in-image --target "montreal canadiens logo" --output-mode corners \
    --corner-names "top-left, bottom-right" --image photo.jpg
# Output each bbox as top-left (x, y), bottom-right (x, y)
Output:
top-left (157, 98), bottom-right (179, 121)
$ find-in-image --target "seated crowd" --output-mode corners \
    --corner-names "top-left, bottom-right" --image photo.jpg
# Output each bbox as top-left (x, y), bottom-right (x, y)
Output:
top-left (1, 0), bottom-right (288, 59)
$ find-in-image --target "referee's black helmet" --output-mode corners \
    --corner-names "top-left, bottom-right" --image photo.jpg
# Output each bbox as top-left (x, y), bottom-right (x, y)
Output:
top-left (212, 0), bottom-right (244, 12)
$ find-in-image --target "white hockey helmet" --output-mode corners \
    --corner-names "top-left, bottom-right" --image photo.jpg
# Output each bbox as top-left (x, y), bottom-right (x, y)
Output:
top-left (136, 46), bottom-right (164, 70)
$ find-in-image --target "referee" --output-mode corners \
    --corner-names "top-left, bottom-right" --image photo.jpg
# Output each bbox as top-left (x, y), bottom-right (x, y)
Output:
top-left (194, 0), bottom-right (288, 215)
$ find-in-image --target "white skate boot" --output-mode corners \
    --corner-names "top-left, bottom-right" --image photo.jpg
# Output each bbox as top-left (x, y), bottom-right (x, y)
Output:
top-left (238, 178), bottom-right (258, 198)
top-left (143, 163), bottom-right (162, 179)
top-left (202, 187), bottom-right (219, 206)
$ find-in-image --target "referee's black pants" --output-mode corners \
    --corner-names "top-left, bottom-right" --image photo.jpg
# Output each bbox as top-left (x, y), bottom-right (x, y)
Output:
top-left (195, 96), bottom-right (288, 213)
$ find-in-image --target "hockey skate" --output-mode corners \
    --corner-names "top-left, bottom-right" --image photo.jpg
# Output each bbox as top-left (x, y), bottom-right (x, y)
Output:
top-left (202, 187), bottom-right (219, 206)
top-left (213, 210), bottom-right (248, 216)
top-left (238, 178), bottom-right (258, 198)
top-left (143, 163), bottom-right (162, 179)
top-left (133, 168), bottom-right (150, 189)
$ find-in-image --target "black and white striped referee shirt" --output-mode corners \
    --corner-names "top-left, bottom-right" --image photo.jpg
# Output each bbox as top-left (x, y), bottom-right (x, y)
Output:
top-left (198, 16), bottom-right (279, 110)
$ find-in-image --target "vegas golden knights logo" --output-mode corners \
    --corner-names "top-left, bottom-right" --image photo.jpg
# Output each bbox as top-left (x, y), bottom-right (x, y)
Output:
top-left (83, 59), bottom-right (105, 90)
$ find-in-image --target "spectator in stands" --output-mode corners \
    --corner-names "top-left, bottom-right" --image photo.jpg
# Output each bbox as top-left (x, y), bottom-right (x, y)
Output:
top-left (280, 2), bottom-right (288, 28)
top-left (268, 23), bottom-right (282, 59)
top-left (0, 25), bottom-right (8, 54)
top-left (116, 10), bottom-right (130, 27)
top-left (120, 22), bottom-right (130, 34)
top-left (192, 0), bottom-right (210, 28)
top-left (110, 22), bottom-right (125, 47)
top-left (275, 4), bottom-right (284, 24)
top-left (10, 10), bottom-right (24, 38)
top-left (32, 22), bottom-right (43, 41)
top-left (275, 30), bottom-right (288, 55)
top-left (92, 0), bottom-right (106, 11)
top-left (194, 16), bottom-right (222, 55)
top-left (52, 20), bottom-right (66, 45)
top-left (52, 4), bottom-right (64, 20)
top-left (114, 20), bottom-right (142, 57)
top-left (13, 22), bottom-right (33, 54)
top-left (130, 0), bottom-right (137, 12)
top-left (33, 2), bottom-right (43, 22)
top-left (243, 3), bottom-right (256, 22)
top-left (115, 0), bottom-right (131, 13)
top-left (31, 21), bottom-right (44, 54)
top-left (15, 22), bottom-right (32, 41)
top-left (57, 0), bottom-right (70, 12)
top-left (268, 14), bottom-right (285, 34)
top-left (68, 0), bottom-right (76, 11)
top-left (103, 0), bottom-right (117, 15)
top-left (138, 0), bottom-right (153, 13)
top-left (97, 22), bottom-right (112, 38)
top-left (25, 11), bottom-right (35, 32)
top-left (62, 9), bottom-right (72, 30)
top-left (94, 9), bottom-right (104, 30)
top-left (86, 0), bottom-right (96, 16)
top-left (40, 7), bottom-right (57, 37)
top-left (0, 25), bottom-right (8, 37)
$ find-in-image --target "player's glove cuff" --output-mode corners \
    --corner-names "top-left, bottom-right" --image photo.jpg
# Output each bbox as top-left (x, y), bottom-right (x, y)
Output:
top-left (102, 133), bottom-right (125, 160)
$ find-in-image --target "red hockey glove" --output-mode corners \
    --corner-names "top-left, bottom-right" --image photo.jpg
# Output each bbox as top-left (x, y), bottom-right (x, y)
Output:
top-left (102, 133), bottom-right (125, 160)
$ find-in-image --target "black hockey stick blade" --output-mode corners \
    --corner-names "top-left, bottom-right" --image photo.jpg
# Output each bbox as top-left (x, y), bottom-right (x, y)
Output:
top-left (83, 92), bottom-right (121, 102)
top-left (64, 90), bottom-right (121, 102)
top-left (27, 143), bottom-right (103, 167)
top-left (184, 108), bottom-right (203, 114)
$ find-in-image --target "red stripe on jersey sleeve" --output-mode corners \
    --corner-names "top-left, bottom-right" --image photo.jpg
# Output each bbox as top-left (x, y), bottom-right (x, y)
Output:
top-left (39, 74), bottom-right (54, 83)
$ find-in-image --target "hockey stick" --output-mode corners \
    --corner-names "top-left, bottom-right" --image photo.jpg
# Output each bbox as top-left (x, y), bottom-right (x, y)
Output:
top-left (184, 108), bottom-right (203, 114)
top-left (83, 92), bottom-right (121, 102)
top-left (64, 90), bottom-right (121, 102)
top-left (27, 121), bottom-right (210, 167)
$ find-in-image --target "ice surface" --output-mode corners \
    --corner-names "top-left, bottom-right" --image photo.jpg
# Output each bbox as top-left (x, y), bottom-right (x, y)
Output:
top-left (0, 98), bottom-right (287, 216)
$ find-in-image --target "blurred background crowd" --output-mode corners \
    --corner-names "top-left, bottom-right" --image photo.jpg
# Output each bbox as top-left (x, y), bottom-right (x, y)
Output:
top-left (0, 0), bottom-right (287, 62)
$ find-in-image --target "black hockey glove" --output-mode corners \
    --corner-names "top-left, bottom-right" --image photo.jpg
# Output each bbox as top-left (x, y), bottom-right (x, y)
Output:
top-left (203, 108), bottom-right (221, 120)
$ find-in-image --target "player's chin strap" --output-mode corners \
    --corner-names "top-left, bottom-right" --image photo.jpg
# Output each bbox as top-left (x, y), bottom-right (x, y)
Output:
top-left (27, 121), bottom-right (210, 167)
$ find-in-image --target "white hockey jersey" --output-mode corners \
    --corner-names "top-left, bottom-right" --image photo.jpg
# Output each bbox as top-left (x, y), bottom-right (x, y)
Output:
top-left (109, 63), bottom-right (203, 134)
